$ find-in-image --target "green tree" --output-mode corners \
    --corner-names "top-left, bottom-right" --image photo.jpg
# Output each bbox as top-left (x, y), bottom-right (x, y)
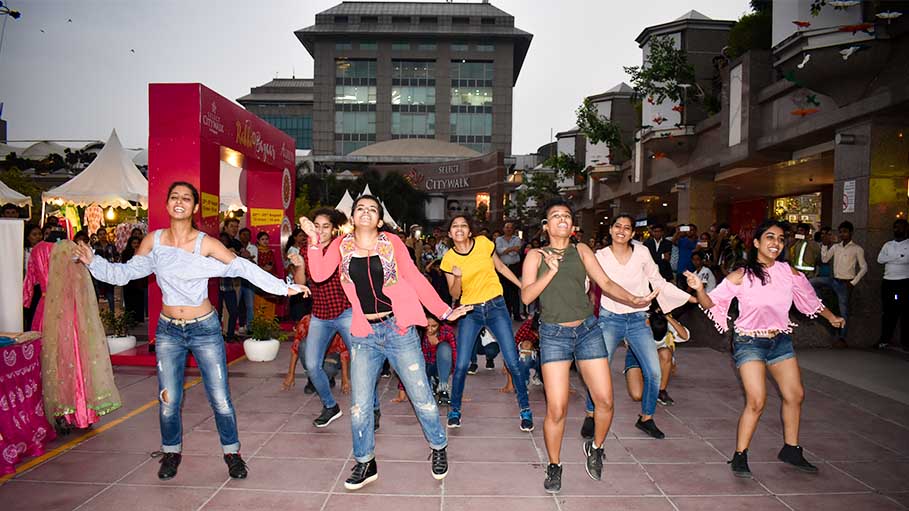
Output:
top-left (624, 36), bottom-right (696, 105)
top-left (543, 153), bottom-right (585, 182)
top-left (506, 171), bottom-right (560, 229)
top-left (576, 97), bottom-right (631, 161)
top-left (726, 9), bottom-right (772, 59)
top-left (0, 167), bottom-right (44, 221)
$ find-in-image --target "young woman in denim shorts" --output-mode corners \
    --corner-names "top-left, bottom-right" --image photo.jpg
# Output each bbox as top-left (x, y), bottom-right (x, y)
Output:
top-left (686, 219), bottom-right (844, 479)
top-left (521, 199), bottom-right (655, 494)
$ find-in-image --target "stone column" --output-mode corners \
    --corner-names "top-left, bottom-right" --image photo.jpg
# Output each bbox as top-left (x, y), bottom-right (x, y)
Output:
top-left (676, 174), bottom-right (716, 229)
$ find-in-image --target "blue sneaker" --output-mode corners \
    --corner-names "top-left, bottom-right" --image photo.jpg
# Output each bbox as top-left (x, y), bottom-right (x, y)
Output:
top-left (520, 409), bottom-right (534, 432)
top-left (447, 410), bottom-right (461, 429)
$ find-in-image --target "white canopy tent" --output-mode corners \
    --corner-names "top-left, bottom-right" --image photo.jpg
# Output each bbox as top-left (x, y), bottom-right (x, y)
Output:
top-left (335, 189), bottom-right (398, 231)
top-left (42, 129), bottom-right (148, 211)
top-left (219, 160), bottom-right (245, 212)
top-left (0, 179), bottom-right (32, 208)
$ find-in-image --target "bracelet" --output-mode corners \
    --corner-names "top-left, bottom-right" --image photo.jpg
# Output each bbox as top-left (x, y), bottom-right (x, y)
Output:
top-left (441, 307), bottom-right (453, 321)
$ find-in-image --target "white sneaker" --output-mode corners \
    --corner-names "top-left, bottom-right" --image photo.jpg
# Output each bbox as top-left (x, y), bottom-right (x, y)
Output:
top-left (530, 375), bottom-right (543, 386)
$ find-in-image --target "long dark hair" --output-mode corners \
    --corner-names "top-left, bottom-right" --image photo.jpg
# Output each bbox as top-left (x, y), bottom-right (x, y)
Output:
top-left (167, 181), bottom-right (200, 228)
top-left (352, 195), bottom-right (392, 232)
top-left (735, 219), bottom-right (786, 285)
top-left (285, 228), bottom-right (303, 253)
top-left (121, 235), bottom-right (142, 263)
top-left (312, 207), bottom-right (348, 229)
top-left (649, 303), bottom-right (668, 342)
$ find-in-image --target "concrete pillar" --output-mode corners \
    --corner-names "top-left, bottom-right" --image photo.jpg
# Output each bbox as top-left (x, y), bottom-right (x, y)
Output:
top-left (676, 174), bottom-right (716, 229)
top-left (832, 118), bottom-right (909, 346)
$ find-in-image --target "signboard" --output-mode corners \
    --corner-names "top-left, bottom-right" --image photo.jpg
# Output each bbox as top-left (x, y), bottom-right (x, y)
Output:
top-left (842, 180), bottom-right (856, 213)
top-left (201, 192), bottom-right (219, 218)
top-left (249, 207), bottom-right (285, 227)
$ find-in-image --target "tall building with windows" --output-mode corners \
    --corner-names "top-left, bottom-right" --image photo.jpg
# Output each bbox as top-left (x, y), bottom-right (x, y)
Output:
top-left (295, 1), bottom-right (532, 156)
top-left (237, 78), bottom-right (314, 150)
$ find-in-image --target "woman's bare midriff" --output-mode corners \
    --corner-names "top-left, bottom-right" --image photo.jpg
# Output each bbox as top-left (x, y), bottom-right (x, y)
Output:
top-left (557, 319), bottom-right (584, 327)
top-left (162, 301), bottom-right (214, 320)
top-left (364, 311), bottom-right (392, 321)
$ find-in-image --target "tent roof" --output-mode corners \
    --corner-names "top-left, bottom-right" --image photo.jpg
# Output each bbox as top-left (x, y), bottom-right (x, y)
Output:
top-left (21, 141), bottom-right (68, 159)
top-left (42, 129), bottom-right (148, 209)
top-left (0, 180), bottom-right (31, 208)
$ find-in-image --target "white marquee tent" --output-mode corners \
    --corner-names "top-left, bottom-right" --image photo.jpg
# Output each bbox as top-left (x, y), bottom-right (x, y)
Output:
top-left (0, 179), bottom-right (31, 208)
top-left (42, 129), bottom-right (148, 210)
top-left (335, 188), bottom-right (398, 230)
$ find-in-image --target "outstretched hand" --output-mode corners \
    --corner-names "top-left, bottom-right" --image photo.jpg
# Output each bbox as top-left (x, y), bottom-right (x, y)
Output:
top-left (288, 284), bottom-right (311, 298)
top-left (298, 216), bottom-right (317, 241)
top-left (682, 270), bottom-right (703, 291)
top-left (630, 288), bottom-right (660, 307)
top-left (73, 241), bottom-right (95, 265)
top-left (446, 305), bottom-right (473, 321)
top-left (828, 316), bottom-right (845, 329)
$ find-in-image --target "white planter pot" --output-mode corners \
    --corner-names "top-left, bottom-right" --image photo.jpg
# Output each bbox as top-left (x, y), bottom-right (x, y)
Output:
top-left (243, 338), bottom-right (280, 362)
top-left (107, 335), bottom-right (137, 355)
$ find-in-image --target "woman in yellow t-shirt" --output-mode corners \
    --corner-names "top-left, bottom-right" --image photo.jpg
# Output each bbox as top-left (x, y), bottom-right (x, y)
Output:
top-left (441, 215), bottom-right (533, 432)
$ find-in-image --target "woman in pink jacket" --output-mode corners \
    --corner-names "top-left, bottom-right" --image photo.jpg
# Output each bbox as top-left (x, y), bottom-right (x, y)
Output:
top-left (301, 195), bottom-right (471, 492)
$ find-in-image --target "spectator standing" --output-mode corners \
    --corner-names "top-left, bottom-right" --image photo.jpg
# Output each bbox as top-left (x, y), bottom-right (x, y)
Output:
top-left (877, 219), bottom-right (908, 349)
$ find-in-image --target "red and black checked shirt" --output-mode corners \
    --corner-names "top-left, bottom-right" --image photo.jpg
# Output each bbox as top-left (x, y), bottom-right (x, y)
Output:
top-left (514, 318), bottom-right (540, 350)
top-left (421, 324), bottom-right (457, 366)
top-left (302, 244), bottom-right (350, 320)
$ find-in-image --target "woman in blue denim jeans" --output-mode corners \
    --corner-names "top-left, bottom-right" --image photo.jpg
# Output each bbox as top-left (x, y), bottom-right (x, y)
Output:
top-left (75, 181), bottom-right (307, 482)
top-left (440, 214), bottom-right (531, 432)
top-left (521, 199), bottom-right (656, 494)
top-left (687, 219), bottom-right (844, 479)
top-left (300, 195), bottom-right (471, 491)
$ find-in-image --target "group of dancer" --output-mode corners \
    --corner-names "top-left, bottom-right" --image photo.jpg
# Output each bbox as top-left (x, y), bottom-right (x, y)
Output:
top-left (78, 182), bottom-right (845, 493)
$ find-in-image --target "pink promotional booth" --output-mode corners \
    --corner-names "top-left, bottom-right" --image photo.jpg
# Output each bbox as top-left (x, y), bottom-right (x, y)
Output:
top-left (114, 83), bottom-right (295, 366)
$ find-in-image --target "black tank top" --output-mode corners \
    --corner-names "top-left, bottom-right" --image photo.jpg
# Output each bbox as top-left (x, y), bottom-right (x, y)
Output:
top-left (349, 255), bottom-right (393, 314)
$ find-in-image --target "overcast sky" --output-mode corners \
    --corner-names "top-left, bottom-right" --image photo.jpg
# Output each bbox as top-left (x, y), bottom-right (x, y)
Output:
top-left (0, 0), bottom-right (750, 154)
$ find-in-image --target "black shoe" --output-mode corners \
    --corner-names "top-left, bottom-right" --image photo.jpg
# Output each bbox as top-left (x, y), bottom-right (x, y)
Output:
top-left (485, 358), bottom-right (495, 370)
top-left (583, 440), bottom-right (605, 481)
top-left (380, 363), bottom-right (392, 378)
top-left (429, 447), bottom-right (448, 480)
top-left (635, 417), bottom-right (665, 439)
top-left (729, 450), bottom-right (752, 478)
top-left (778, 444), bottom-right (818, 473)
top-left (437, 390), bottom-right (450, 406)
top-left (520, 410), bottom-right (534, 432)
top-left (374, 409), bottom-right (381, 432)
top-left (329, 377), bottom-right (336, 388)
top-left (467, 363), bottom-right (478, 375)
top-left (344, 459), bottom-right (378, 490)
top-left (303, 380), bottom-right (316, 395)
top-left (156, 452), bottom-right (181, 480)
top-left (543, 463), bottom-right (562, 494)
top-left (447, 411), bottom-right (461, 429)
top-left (223, 453), bottom-right (248, 479)
top-left (657, 390), bottom-right (674, 406)
top-left (313, 404), bottom-right (342, 428)
top-left (580, 416), bottom-right (595, 440)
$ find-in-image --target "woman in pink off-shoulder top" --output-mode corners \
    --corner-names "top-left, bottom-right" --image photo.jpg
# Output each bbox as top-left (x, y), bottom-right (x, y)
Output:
top-left (686, 220), bottom-right (844, 480)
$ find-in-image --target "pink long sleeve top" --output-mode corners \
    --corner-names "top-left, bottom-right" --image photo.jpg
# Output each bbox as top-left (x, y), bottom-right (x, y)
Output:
top-left (306, 232), bottom-right (451, 337)
top-left (595, 244), bottom-right (692, 314)
top-left (705, 262), bottom-right (825, 335)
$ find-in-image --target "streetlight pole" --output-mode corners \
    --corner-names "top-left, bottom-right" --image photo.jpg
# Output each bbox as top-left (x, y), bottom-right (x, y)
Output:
top-left (0, 2), bottom-right (22, 72)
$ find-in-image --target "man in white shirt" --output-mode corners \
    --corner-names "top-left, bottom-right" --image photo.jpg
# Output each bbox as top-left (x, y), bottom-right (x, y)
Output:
top-left (820, 221), bottom-right (868, 346)
top-left (691, 251), bottom-right (716, 293)
top-left (877, 219), bottom-right (908, 349)
top-left (495, 222), bottom-right (524, 321)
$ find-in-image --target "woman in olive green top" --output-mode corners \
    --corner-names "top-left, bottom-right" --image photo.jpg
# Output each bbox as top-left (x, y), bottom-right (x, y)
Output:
top-left (521, 199), bottom-right (656, 494)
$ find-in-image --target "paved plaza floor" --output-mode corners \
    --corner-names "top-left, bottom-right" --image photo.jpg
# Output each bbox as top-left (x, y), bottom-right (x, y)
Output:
top-left (2, 344), bottom-right (908, 510)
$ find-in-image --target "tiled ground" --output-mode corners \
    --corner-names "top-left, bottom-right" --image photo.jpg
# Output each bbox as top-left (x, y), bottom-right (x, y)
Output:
top-left (2, 345), bottom-right (908, 510)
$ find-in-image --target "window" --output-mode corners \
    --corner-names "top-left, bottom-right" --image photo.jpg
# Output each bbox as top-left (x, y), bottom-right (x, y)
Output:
top-left (335, 42), bottom-right (352, 50)
top-left (334, 15), bottom-right (349, 23)
top-left (334, 85), bottom-right (377, 104)
top-left (336, 59), bottom-right (377, 85)
top-left (392, 16), bottom-right (411, 24)
top-left (450, 112), bottom-right (492, 137)
top-left (392, 86), bottom-right (435, 106)
top-left (450, 60), bottom-right (494, 82)
top-left (419, 16), bottom-right (438, 24)
top-left (481, 17), bottom-right (496, 25)
top-left (360, 16), bottom-right (378, 24)
top-left (335, 111), bottom-right (376, 134)
top-left (392, 42), bottom-right (411, 51)
top-left (392, 112), bottom-right (436, 137)
top-left (451, 43), bottom-right (468, 52)
top-left (359, 41), bottom-right (377, 50)
top-left (452, 16), bottom-right (470, 24)
top-left (476, 44), bottom-right (495, 52)
top-left (451, 87), bottom-right (493, 107)
top-left (392, 60), bottom-right (435, 80)
top-left (417, 42), bottom-right (437, 51)
top-left (261, 115), bottom-right (312, 150)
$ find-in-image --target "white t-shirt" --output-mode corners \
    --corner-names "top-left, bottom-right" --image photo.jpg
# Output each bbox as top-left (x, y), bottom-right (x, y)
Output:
top-left (696, 266), bottom-right (717, 292)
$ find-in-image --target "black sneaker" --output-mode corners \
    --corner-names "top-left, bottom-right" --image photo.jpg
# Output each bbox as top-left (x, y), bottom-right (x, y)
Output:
top-left (223, 453), bottom-right (248, 479)
top-left (467, 363), bottom-right (478, 375)
top-left (580, 415), bottom-right (595, 440)
top-left (429, 447), bottom-right (448, 480)
top-left (344, 459), bottom-right (378, 490)
top-left (156, 452), bottom-right (181, 480)
top-left (437, 390), bottom-right (450, 406)
top-left (543, 463), bottom-right (562, 494)
top-left (313, 404), bottom-right (342, 428)
top-left (583, 440), bottom-right (605, 480)
top-left (657, 389), bottom-right (674, 406)
top-left (380, 363), bottom-right (392, 378)
top-left (374, 409), bottom-right (381, 432)
top-left (520, 409), bottom-right (534, 432)
top-left (447, 411), bottom-right (461, 429)
top-left (778, 444), bottom-right (818, 473)
top-left (729, 450), bottom-right (752, 478)
top-left (303, 380), bottom-right (316, 395)
top-left (635, 417), bottom-right (665, 439)
top-left (485, 358), bottom-right (495, 370)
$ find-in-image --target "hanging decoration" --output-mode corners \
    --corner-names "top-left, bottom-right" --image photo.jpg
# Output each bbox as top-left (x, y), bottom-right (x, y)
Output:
top-left (876, 11), bottom-right (903, 23)
top-left (671, 104), bottom-right (684, 113)
top-left (792, 20), bottom-right (812, 28)
top-left (791, 108), bottom-right (820, 117)
top-left (840, 44), bottom-right (869, 60)
top-left (838, 23), bottom-right (875, 35)
top-left (797, 54), bottom-right (811, 69)
top-left (652, 115), bottom-right (668, 125)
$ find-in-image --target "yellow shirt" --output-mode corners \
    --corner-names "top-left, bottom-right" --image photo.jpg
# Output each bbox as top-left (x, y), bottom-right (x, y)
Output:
top-left (440, 236), bottom-right (503, 305)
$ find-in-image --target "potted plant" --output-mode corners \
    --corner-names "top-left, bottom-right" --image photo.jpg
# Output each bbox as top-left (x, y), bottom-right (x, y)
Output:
top-left (243, 310), bottom-right (285, 362)
top-left (101, 310), bottom-right (137, 354)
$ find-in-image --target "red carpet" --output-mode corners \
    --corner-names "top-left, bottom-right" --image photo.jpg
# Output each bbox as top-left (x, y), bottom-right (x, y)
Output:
top-left (110, 342), bottom-right (246, 367)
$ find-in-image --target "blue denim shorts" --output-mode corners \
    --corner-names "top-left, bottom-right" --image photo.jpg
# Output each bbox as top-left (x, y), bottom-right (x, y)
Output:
top-left (732, 332), bottom-right (796, 368)
top-left (539, 315), bottom-right (607, 365)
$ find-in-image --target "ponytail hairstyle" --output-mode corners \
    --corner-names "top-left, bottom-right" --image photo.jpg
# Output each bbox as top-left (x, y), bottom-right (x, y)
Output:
top-left (311, 207), bottom-right (348, 230)
top-left (734, 219), bottom-right (787, 285)
top-left (648, 303), bottom-right (668, 342)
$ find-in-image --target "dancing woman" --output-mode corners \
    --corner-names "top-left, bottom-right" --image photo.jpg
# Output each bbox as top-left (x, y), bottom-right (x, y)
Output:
top-left (301, 195), bottom-right (471, 491)
top-left (685, 219), bottom-right (844, 478)
top-left (584, 214), bottom-right (694, 440)
top-left (521, 199), bottom-right (656, 493)
top-left (74, 181), bottom-right (306, 481)
top-left (441, 214), bottom-right (532, 431)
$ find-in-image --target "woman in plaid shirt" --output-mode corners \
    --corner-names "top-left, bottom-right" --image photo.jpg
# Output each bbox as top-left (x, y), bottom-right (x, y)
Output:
top-left (392, 315), bottom-right (457, 405)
